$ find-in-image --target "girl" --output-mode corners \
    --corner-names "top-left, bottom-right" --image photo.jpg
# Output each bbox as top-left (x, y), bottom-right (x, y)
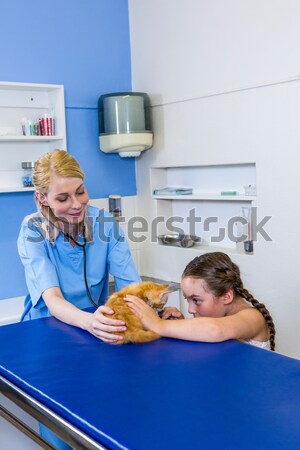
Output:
top-left (125, 252), bottom-right (276, 350)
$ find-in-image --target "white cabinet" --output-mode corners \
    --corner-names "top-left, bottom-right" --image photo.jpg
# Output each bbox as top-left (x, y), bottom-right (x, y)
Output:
top-left (151, 163), bottom-right (256, 254)
top-left (0, 82), bottom-right (66, 192)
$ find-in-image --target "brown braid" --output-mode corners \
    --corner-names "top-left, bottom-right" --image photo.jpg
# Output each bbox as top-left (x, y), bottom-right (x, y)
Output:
top-left (182, 252), bottom-right (276, 351)
top-left (233, 285), bottom-right (276, 351)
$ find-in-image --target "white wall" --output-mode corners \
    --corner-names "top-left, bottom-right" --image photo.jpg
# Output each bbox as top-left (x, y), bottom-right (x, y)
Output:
top-left (128, 0), bottom-right (300, 358)
top-left (129, 0), bottom-right (300, 105)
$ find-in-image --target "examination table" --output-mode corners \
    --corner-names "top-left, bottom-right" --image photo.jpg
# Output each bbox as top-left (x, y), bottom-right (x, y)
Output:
top-left (1, 313), bottom-right (300, 450)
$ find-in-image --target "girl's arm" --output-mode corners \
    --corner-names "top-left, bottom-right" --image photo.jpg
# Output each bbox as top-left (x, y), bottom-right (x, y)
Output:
top-left (125, 295), bottom-right (266, 343)
top-left (43, 287), bottom-right (126, 343)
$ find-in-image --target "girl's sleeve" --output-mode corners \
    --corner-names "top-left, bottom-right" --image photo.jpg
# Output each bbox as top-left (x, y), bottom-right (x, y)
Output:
top-left (17, 218), bottom-right (60, 309)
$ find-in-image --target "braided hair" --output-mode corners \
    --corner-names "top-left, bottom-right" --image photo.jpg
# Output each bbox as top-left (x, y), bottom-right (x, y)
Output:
top-left (182, 252), bottom-right (276, 351)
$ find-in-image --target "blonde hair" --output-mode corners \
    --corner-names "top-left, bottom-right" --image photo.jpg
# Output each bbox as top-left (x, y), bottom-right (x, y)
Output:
top-left (33, 149), bottom-right (91, 241)
top-left (33, 149), bottom-right (84, 193)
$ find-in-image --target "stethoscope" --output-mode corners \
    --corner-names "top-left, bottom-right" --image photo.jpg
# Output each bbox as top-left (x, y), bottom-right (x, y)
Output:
top-left (63, 228), bottom-right (99, 308)
top-left (46, 217), bottom-right (99, 308)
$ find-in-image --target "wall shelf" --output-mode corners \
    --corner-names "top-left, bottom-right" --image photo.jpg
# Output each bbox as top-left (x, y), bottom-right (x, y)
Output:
top-left (0, 135), bottom-right (64, 142)
top-left (155, 241), bottom-right (252, 256)
top-left (0, 81), bottom-right (67, 193)
top-left (153, 194), bottom-right (256, 201)
top-left (0, 186), bottom-right (35, 193)
top-left (151, 163), bottom-right (256, 254)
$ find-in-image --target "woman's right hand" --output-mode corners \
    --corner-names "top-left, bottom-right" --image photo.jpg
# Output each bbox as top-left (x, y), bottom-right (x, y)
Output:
top-left (87, 305), bottom-right (127, 343)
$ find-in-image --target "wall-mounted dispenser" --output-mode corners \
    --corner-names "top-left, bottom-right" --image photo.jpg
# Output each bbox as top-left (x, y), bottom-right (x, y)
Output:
top-left (98, 92), bottom-right (153, 157)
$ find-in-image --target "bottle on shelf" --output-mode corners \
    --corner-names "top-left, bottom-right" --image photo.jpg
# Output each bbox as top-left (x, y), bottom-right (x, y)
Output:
top-left (22, 162), bottom-right (35, 187)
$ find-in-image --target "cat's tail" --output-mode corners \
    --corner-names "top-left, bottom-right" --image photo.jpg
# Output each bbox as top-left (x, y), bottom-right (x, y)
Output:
top-left (125, 330), bottom-right (160, 344)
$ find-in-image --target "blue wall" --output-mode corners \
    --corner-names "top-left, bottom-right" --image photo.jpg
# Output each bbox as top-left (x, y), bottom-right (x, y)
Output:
top-left (0, 0), bottom-right (136, 299)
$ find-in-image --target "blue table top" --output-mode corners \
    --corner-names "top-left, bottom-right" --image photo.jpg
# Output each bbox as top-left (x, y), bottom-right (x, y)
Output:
top-left (1, 315), bottom-right (300, 450)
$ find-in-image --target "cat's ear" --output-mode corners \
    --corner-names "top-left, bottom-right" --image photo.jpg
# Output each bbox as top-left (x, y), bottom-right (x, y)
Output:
top-left (161, 284), bottom-right (169, 290)
top-left (159, 290), bottom-right (171, 300)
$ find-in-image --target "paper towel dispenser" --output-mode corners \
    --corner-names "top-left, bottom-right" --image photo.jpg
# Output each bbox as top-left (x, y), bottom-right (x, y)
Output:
top-left (98, 92), bottom-right (153, 157)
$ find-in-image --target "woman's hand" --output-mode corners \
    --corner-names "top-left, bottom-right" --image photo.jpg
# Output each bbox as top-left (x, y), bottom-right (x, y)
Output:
top-left (160, 306), bottom-right (185, 320)
top-left (87, 305), bottom-right (127, 343)
top-left (125, 295), bottom-right (162, 333)
top-left (42, 287), bottom-right (126, 343)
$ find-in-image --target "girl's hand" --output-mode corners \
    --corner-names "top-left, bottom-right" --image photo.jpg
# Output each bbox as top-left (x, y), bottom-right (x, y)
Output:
top-left (160, 306), bottom-right (184, 320)
top-left (124, 295), bottom-right (162, 333)
top-left (87, 305), bottom-right (127, 343)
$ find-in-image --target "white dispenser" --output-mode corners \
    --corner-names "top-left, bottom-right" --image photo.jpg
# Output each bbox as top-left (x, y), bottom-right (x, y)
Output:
top-left (98, 92), bottom-right (153, 158)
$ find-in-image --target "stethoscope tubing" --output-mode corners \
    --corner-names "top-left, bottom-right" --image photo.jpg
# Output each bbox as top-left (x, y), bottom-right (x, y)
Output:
top-left (63, 229), bottom-right (99, 308)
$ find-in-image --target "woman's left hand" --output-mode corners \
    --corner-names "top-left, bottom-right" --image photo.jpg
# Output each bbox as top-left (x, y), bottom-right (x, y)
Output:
top-left (125, 295), bottom-right (161, 333)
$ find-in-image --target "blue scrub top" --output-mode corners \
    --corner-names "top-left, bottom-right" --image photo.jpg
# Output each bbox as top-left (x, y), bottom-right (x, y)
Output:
top-left (17, 205), bottom-right (140, 320)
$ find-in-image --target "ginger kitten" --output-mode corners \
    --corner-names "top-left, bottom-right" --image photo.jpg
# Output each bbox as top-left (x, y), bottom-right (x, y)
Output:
top-left (104, 281), bottom-right (170, 344)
